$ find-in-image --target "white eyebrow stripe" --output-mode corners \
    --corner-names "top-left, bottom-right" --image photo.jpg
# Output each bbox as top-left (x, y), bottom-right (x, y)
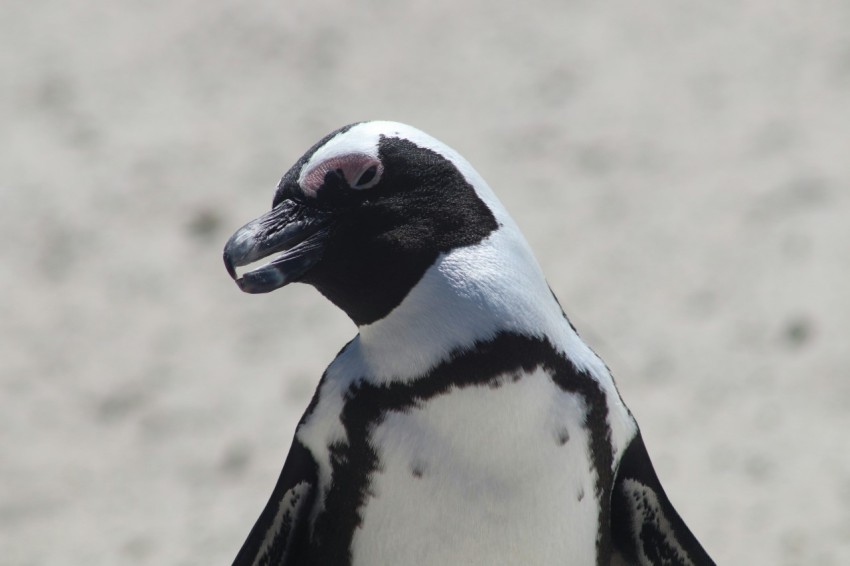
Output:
top-left (297, 125), bottom-right (382, 187)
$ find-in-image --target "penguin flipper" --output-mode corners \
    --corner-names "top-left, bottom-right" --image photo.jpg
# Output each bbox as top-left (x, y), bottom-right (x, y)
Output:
top-left (232, 438), bottom-right (318, 566)
top-left (610, 433), bottom-right (715, 566)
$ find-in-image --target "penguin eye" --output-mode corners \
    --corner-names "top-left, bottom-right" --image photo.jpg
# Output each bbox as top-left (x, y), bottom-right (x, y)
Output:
top-left (354, 165), bottom-right (378, 188)
top-left (301, 154), bottom-right (382, 197)
top-left (346, 159), bottom-right (383, 190)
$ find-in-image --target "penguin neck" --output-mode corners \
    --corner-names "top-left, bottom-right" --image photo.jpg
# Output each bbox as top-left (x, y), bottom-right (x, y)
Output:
top-left (353, 229), bottom-right (573, 383)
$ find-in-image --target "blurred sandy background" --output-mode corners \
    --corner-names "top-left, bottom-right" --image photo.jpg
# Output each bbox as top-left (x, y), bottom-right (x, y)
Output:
top-left (2, 1), bottom-right (849, 564)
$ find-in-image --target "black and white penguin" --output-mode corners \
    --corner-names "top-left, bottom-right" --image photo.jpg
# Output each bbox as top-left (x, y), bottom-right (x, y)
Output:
top-left (222, 121), bottom-right (715, 566)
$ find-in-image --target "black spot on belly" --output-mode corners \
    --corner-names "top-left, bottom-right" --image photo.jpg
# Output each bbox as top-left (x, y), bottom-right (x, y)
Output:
top-left (411, 459), bottom-right (427, 478)
top-left (577, 487), bottom-right (585, 502)
top-left (556, 427), bottom-right (570, 446)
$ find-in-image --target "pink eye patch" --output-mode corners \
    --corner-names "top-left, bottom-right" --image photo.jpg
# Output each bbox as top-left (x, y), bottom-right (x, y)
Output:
top-left (301, 153), bottom-right (383, 197)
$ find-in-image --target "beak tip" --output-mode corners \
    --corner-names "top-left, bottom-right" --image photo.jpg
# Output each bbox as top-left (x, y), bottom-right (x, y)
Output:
top-left (222, 201), bottom-right (329, 292)
top-left (223, 249), bottom-right (238, 280)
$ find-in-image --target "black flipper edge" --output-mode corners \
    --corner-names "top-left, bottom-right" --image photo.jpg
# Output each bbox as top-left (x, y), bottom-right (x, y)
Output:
top-left (232, 438), bottom-right (319, 566)
top-left (610, 432), bottom-right (715, 566)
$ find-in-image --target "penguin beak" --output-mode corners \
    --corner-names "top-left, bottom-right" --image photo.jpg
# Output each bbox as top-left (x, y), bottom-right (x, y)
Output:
top-left (223, 200), bottom-right (332, 294)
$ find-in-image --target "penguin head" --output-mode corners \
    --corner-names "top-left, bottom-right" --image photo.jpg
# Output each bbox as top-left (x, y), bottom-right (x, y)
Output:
top-left (223, 122), bottom-right (500, 326)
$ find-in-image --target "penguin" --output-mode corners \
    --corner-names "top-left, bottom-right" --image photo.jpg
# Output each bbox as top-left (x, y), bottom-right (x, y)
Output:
top-left (222, 121), bottom-right (715, 566)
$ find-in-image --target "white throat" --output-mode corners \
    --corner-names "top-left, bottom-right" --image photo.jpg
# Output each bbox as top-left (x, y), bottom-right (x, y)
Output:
top-left (353, 222), bottom-right (604, 385)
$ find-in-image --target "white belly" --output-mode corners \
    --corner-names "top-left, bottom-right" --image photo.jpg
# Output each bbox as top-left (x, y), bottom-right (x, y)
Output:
top-left (351, 367), bottom-right (601, 566)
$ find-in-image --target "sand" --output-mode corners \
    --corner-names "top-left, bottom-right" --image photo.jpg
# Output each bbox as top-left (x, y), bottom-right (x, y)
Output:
top-left (2, 1), bottom-right (849, 564)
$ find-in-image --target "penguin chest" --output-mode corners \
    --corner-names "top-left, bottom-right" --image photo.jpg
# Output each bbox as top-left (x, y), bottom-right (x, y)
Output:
top-left (350, 367), bottom-right (602, 566)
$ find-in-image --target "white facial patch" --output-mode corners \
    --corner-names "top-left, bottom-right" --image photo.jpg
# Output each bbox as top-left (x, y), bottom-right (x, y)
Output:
top-left (297, 124), bottom-right (384, 188)
top-left (296, 121), bottom-right (510, 218)
top-left (299, 153), bottom-right (383, 197)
